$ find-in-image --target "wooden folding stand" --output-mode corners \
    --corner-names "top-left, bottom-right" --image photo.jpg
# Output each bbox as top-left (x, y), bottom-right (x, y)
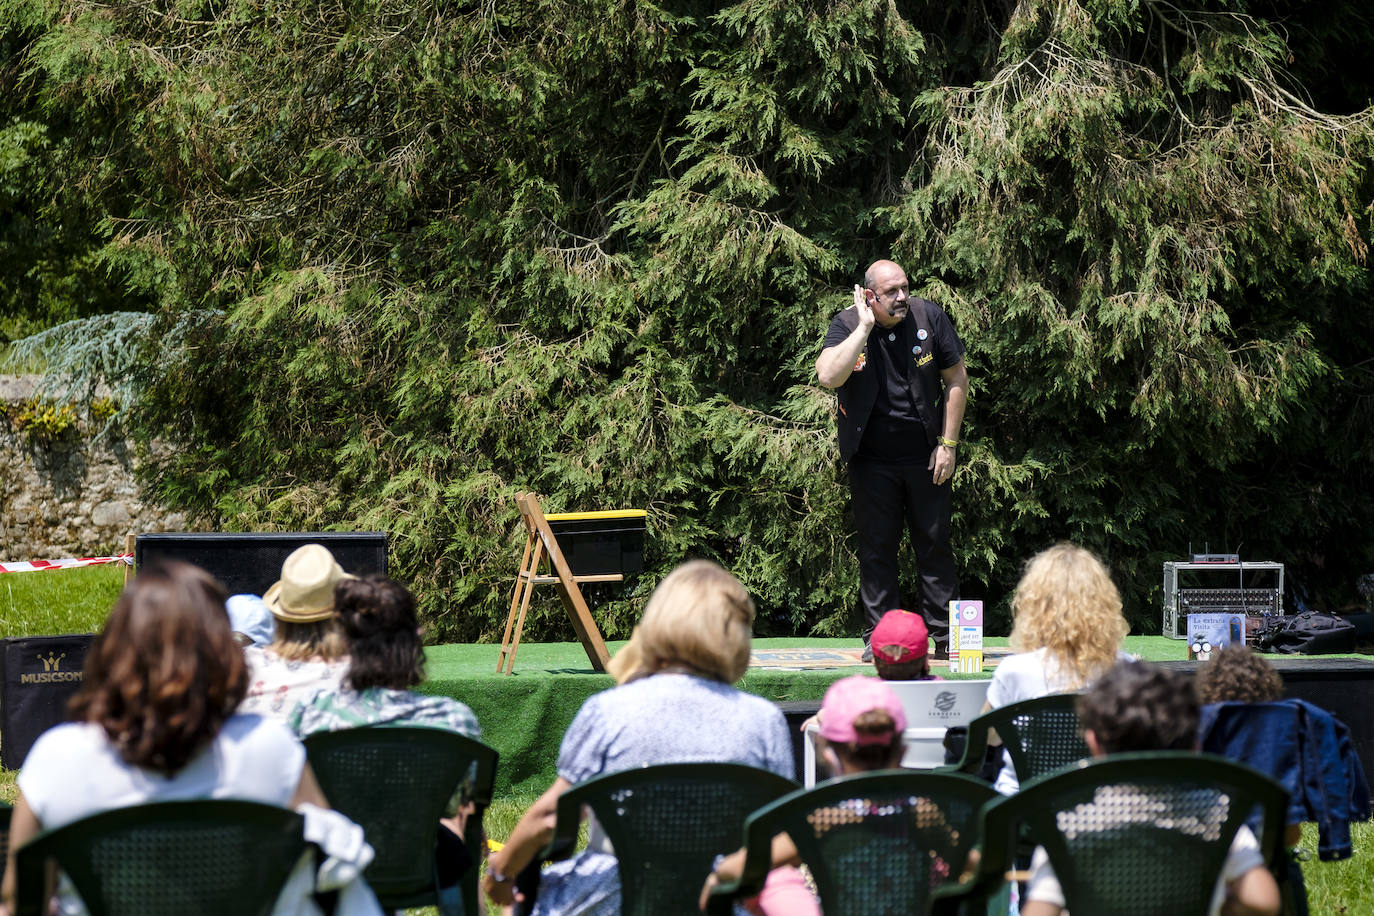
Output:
top-left (497, 493), bottom-right (629, 675)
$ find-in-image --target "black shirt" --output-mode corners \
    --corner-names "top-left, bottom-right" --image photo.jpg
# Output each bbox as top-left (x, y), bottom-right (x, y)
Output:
top-left (823, 300), bottom-right (965, 463)
top-left (862, 329), bottom-right (927, 461)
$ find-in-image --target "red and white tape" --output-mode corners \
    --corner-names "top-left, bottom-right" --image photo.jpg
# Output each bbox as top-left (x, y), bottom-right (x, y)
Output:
top-left (0, 554), bottom-right (133, 574)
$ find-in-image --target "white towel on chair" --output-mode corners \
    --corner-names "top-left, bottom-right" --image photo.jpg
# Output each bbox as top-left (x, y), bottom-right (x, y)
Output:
top-left (272, 804), bottom-right (383, 916)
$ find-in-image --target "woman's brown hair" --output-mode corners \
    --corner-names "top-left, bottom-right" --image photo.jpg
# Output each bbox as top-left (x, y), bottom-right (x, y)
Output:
top-left (334, 575), bottom-right (425, 691)
top-left (1194, 644), bottom-right (1284, 705)
top-left (69, 562), bottom-right (248, 774)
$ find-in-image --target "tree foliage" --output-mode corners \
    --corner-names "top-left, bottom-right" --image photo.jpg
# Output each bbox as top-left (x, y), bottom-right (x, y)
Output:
top-left (4, 0), bottom-right (1372, 639)
top-left (0, 0), bottom-right (146, 343)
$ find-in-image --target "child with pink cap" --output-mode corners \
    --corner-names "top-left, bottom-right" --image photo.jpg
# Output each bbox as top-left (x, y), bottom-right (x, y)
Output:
top-left (699, 676), bottom-right (908, 914)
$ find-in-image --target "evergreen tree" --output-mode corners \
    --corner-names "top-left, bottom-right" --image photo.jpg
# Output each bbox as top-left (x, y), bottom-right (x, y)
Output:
top-left (5, 0), bottom-right (1371, 638)
top-left (0, 0), bottom-right (145, 344)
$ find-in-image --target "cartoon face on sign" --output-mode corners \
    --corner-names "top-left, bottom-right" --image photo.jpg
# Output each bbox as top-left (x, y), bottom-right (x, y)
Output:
top-left (953, 601), bottom-right (983, 626)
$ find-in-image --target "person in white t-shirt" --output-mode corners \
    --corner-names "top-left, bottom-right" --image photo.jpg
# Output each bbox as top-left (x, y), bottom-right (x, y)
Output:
top-left (982, 543), bottom-right (1132, 794)
top-left (1021, 660), bottom-right (1280, 916)
top-left (0, 562), bottom-right (336, 916)
top-left (240, 544), bottom-right (353, 720)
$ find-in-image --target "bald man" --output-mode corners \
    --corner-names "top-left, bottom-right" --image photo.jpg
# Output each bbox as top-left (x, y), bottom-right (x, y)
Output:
top-left (816, 260), bottom-right (969, 661)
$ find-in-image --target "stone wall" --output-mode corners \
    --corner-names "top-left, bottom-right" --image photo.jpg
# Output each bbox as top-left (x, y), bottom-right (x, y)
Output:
top-left (0, 375), bottom-right (191, 562)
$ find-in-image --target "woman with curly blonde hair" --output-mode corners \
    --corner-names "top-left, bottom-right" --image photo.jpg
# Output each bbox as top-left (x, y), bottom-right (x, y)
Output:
top-left (983, 542), bottom-right (1132, 794)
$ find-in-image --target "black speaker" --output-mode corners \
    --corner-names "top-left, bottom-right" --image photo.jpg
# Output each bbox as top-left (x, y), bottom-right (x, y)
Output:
top-left (1277, 662), bottom-right (1374, 793)
top-left (134, 532), bottom-right (388, 596)
top-left (0, 634), bottom-right (96, 769)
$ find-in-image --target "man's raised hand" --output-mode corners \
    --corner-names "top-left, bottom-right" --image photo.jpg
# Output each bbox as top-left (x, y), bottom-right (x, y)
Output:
top-left (853, 284), bottom-right (875, 332)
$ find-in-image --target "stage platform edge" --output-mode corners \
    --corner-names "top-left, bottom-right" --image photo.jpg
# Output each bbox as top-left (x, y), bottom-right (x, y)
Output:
top-left (420, 639), bottom-right (1374, 799)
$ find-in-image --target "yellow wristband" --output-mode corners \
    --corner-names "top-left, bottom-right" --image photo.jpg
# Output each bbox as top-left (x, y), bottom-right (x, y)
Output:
top-left (938, 436), bottom-right (958, 448)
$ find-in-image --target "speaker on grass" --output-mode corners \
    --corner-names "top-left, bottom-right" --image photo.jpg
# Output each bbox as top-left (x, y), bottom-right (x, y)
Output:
top-left (0, 634), bottom-right (96, 770)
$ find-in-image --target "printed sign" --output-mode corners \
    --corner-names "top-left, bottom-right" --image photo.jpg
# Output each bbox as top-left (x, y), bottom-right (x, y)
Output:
top-left (949, 599), bottom-right (984, 673)
top-left (1186, 613), bottom-right (1245, 661)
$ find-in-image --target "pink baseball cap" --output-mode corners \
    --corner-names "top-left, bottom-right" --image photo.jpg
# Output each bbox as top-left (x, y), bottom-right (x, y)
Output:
top-left (871, 609), bottom-right (929, 665)
top-left (818, 676), bottom-right (908, 745)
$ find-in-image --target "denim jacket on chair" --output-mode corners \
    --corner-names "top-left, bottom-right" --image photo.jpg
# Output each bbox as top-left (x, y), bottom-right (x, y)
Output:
top-left (1199, 699), bottom-right (1370, 860)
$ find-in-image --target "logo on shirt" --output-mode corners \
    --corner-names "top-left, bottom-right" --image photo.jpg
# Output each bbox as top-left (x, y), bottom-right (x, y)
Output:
top-left (914, 353), bottom-right (933, 367)
top-left (853, 352), bottom-right (867, 372)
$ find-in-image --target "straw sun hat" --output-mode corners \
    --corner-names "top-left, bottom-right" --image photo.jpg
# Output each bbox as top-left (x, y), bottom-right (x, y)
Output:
top-left (262, 544), bottom-right (355, 623)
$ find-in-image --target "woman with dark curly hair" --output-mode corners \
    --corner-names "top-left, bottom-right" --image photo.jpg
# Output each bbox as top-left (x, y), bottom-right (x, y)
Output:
top-left (0, 562), bottom-right (330, 916)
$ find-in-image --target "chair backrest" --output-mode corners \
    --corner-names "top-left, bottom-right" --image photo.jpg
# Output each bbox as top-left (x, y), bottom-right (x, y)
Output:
top-left (14, 799), bottom-right (306, 916)
top-left (933, 752), bottom-right (1289, 916)
top-left (885, 680), bottom-right (991, 768)
top-left (884, 679), bottom-right (990, 731)
top-left (961, 692), bottom-right (1088, 783)
top-left (304, 725), bottom-right (498, 913)
top-left (734, 770), bottom-right (998, 916)
top-left (552, 762), bottom-right (798, 916)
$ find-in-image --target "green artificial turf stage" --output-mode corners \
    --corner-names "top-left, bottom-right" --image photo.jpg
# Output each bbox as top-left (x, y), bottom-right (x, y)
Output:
top-left (419, 635), bottom-right (1200, 798)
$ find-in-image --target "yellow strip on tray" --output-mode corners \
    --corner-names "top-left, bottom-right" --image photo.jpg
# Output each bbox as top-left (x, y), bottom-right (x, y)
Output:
top-left (544, 509), bottom-right (647, 521)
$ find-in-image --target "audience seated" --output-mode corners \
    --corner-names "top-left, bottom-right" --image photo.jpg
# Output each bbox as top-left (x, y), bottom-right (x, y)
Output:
top-left (240, 544), bottom-right (352, 720)
top-left (701, 675), bottom-right (913, 915)
top-left (1197, 645), bottom-right (1370, 862)
top-left (982, 542), bottom-right (1132, 794)
top-left (482, 560), bottom-right (793, 916)
top-left (287, 574), bottom-right (482, 895)
top-left (0, 562), bottom-right (374, 916)
top-left (800, 609), bottom-right (938, 747)
top-left (1021, 660), bottom-right (1280, 916)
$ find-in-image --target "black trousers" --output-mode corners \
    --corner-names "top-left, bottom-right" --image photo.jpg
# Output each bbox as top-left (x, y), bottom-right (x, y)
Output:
top-left (847, 454), bottom-right (957, 647)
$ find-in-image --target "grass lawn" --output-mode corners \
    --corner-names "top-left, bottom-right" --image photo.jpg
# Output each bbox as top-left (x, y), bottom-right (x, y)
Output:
top-left (0, 564), bottom-right (125, 636)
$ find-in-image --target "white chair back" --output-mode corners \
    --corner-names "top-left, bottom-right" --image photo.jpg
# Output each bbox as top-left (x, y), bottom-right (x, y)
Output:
top-left (802, 679), bottom-right (990, 785)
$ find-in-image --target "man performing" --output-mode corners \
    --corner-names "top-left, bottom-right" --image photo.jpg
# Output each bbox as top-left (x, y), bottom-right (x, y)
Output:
top-left (816, 259), bottom-right (969, 660)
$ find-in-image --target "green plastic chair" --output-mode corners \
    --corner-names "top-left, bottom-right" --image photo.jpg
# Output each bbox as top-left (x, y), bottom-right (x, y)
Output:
top-left (706, 769), bottom-right (998, 916)
top-left (946, 692), bottom-right (1088, 784)
top-left (930, 751), bottom-right (1290, 916)
top-left (516, 762), bottom-right (798, 916)
top-left (304, 725), bottom-right (498, 916)
top-left (14, 799), bottom-right (307, 916)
